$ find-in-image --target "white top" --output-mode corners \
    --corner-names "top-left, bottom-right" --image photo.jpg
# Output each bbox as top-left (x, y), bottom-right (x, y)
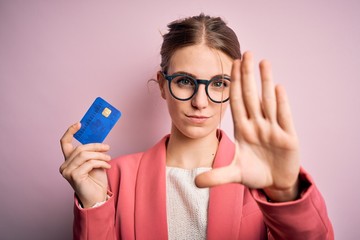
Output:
top-left (166, 166), bottom-right (212, 240)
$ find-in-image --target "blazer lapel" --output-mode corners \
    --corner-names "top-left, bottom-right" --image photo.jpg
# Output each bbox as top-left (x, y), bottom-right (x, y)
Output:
top-left (134, 136), bottom-right (169, 240)
top-left (207, 131), bottom-right (244, 240)
top-left (134, 131), bottom-right (244, 239)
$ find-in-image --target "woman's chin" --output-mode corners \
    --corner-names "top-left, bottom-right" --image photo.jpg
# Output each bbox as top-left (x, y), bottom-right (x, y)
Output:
top-left (172, 125), bottom-right (217, 140)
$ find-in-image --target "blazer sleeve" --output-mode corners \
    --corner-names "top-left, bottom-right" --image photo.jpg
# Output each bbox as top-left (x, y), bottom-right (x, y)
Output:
top-left (73, 191), bottom-right (117, 240)
top-left (251, 169), bottom-right (334, 240)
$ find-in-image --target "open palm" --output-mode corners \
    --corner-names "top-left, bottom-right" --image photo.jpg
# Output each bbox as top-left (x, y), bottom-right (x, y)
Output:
top-left (196, 52), bottom-right (300, 202)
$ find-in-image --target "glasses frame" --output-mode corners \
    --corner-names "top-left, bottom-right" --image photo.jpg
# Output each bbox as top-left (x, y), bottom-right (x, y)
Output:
top-left (161, 71), bottom-right (231, 103)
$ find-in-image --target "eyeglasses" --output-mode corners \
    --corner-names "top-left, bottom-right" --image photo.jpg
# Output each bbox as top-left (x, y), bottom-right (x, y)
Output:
top-left (161, 71), bottom-right (231, 103)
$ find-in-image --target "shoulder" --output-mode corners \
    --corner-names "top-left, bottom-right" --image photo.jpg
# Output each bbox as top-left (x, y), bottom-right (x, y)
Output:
top-left (107, 134), bottom-right (169, 173)
top-left (106, 152), bottom-right (144, 191)
top-left (109, 152), bottom-right (144, 172)
top-left (105, 135), bottom-right (169, 192)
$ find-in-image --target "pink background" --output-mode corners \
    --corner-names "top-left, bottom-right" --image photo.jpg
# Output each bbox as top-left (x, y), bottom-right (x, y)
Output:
top-left (1, 1), bottom-right (359, 239)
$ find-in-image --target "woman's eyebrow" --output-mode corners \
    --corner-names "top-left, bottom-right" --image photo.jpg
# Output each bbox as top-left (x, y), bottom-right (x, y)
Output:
top-left (173, 71), bottom-right (231, 79)
top-left (173, 71), bottom-right (197, 78)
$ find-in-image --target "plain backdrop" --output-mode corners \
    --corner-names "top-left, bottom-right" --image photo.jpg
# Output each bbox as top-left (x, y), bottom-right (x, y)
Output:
top-left (1, 0), bottom-right (359, 239)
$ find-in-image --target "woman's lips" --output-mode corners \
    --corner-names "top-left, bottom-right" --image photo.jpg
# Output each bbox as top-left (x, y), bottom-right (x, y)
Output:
top-left (186, 115), bottom-right (210, 124)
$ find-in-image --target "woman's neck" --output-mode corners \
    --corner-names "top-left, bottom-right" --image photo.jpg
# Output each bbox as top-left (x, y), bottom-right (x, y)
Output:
top-left (166, 127), bottom-right (219, 169)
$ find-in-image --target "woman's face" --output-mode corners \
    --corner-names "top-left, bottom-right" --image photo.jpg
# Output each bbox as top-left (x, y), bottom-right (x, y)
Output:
top-left (159, 44), bottom-right (233, 139)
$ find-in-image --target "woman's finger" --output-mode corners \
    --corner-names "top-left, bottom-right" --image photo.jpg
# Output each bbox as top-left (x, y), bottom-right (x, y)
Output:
top-left (260, 60), bottom-right (277, 122)
top-left (68, 159), bottom-right (111, 181)
top-left (195, 165), bottom-right (241, 188)
top-left (240, 52), bottom-right (262, 119)
top-left (60, 123), bottom-right (81, 159)
top-left (230, 59), bottom-right (248, 122)
top-left (275, 85), bottom-right (296, 134)
top-left (61, 142), bottom-right (110, 168)
top-left (60, 150), bottom-right (111, 174)
top-left (68, 143), bottom-right (111, 160)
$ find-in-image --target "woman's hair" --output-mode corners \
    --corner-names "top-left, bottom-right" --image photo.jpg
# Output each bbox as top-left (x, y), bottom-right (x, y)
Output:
top-left (160, 13), bottom-right (242, 73)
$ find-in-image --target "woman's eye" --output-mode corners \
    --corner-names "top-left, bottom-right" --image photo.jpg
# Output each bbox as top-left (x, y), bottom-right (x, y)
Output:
top-left (212, 80), bottom-right (228, 88)
top-left (176, 77), bottom-right (194, 86)
top-left (213, 81), bottom-right (223, 87)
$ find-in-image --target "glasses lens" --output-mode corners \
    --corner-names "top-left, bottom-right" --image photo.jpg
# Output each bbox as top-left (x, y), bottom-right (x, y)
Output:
top-left (170, 76), bottom-right (196, 100)
top-left (207, 78), bottom-right (231, 102)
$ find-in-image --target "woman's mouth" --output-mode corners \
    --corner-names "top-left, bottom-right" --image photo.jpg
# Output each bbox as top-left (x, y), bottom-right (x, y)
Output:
top-left (186, 115), bottom-right (210, 124)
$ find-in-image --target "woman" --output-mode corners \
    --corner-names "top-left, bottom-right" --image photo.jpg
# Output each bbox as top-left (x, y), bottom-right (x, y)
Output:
top-left (60, 14), bottom-right (334, 239)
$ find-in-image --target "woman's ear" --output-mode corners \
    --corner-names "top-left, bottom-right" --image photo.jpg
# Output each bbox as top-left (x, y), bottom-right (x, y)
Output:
top-left (157, 71), bottom-right (166, 99)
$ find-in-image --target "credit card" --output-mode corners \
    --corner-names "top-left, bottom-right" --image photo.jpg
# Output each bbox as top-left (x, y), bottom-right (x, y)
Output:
top-left (74, 97), bottom-right (121, 144)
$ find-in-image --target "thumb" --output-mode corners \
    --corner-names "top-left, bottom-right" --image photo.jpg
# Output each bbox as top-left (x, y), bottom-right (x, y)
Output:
top-left (195, 165), bottom-right (241, 188)
top-left (60, 122), bottom-right (81, 158)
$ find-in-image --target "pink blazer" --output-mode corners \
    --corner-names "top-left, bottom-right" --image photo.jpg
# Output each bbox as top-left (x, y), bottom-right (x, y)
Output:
top-left (73, 131), bottom-right (334, 239)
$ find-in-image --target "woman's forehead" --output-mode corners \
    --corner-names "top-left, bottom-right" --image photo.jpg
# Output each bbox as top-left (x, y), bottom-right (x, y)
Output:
top-left (168, 44), bottom-right (233, 77)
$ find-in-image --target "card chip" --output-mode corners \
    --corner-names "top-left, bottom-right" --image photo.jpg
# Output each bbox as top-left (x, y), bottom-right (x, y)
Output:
top-left (102, 107), bottom-right (111, 117)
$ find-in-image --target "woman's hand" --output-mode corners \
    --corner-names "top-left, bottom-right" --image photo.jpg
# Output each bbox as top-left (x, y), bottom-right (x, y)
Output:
top-left (59, 123), bottom-right (111, 208)
top-left (195, 52), bottom-right (301, 202)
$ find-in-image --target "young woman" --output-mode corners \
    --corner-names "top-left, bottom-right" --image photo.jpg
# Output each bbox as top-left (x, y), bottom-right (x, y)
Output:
top-left (60, 14), bottom-right (334, 239)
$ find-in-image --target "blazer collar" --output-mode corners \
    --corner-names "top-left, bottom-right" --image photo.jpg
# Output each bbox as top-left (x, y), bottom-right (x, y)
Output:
top-left (206, 131), bottom-right (244, 240)
top-left (135, 131), bottom-right (244, 239)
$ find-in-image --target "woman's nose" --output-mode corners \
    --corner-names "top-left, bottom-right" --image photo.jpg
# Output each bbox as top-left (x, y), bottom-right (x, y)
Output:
top-left (191, 85), bottom-right (209, 109)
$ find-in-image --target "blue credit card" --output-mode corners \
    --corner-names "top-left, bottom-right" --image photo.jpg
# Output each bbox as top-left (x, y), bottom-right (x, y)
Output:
top-left (74, 97), bottom-right (121, 144)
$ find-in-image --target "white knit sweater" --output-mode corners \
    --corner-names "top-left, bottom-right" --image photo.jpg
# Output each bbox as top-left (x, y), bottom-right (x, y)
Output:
top-left (166, 167), bottom-right (211, 240)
